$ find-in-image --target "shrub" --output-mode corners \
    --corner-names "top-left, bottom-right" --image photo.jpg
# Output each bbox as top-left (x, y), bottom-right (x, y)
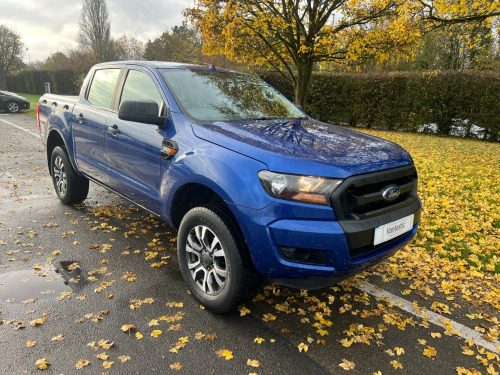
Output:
top-left (260, 71), bottom-right (499, 141)
top-left (6, 70), bottom-right (80, 95)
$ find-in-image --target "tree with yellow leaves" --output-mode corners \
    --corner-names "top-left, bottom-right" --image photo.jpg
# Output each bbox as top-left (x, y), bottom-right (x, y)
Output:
top-left (416, 0), bottom-right (499, 26)
top-left (413, 0), bottom-right (499, 71)
top-left (185, 0), bottom-right (421, 107)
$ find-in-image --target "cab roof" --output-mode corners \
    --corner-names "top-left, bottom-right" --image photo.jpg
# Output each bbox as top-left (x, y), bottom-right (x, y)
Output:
top-left (93, 61), bottom-right (238, 74)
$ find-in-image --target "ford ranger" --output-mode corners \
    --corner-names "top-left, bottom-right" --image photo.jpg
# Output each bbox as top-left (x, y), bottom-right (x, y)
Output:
top-left (38, 61), bottom-right (421, 312)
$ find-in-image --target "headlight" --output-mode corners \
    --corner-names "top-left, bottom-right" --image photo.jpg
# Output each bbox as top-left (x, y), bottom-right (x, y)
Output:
top-left (258, 170), bottom-right (342, 205)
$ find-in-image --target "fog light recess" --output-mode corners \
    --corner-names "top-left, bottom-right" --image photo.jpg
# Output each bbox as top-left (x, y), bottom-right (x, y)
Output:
top-left (277, 246), bottom-right (326, 265)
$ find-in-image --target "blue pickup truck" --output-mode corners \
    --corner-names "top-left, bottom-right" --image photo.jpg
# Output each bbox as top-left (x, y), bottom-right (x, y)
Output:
top-left (38, 61), bottom-right (421, 312)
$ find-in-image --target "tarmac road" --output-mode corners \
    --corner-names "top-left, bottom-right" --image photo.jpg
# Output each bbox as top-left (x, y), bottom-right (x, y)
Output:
top-left (0, 113), bottom-right (498, 374)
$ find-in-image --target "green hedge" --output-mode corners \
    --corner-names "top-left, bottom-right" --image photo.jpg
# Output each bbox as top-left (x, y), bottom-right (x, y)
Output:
top-left (6, 70), bottom-right (80, 95)
top-left (261, 71), bottom-right (500, 141)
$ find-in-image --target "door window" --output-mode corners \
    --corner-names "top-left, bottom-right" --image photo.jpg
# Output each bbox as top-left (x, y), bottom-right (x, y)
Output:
top-left (120, 70), bottom-right (162, 108)
top-left (87, 69), bottom-right (121, 109)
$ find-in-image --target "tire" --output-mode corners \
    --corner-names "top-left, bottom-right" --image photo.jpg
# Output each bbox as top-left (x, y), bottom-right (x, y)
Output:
top-left (50, 146), bottom-right (89, 205)
top-left (177, 204), bottom-right (259, 313)
top-left (6, 101), bottom-right (20, 113)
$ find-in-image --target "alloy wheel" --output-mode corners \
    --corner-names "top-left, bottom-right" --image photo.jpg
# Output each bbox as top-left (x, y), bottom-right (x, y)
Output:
top-left (53, 156), bottom-right (67, 196)
top-left (186, 225), bottom-right (227, 295)
top-left (8, 102), bottom-right (19, 113)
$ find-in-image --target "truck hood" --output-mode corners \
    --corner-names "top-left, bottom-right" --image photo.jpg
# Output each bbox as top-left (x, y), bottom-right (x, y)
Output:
top-left (192, 118), bottom-right (413, 178)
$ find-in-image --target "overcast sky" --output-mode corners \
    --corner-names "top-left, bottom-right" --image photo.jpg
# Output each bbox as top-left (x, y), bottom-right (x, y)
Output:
top-left (0, 0), bottom-right (192, 63)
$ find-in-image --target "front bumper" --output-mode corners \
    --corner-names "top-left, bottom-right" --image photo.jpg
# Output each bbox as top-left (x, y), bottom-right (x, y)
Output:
top-left (229, 194), bottom-right (421, 290)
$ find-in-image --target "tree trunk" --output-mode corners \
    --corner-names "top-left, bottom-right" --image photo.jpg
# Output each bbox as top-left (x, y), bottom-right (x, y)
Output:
top-left (294, 58), bottom-right (314, 109)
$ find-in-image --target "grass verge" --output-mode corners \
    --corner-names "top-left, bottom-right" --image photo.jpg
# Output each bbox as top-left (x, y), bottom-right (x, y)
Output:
top-left (16, 93), bottom-right (40, 118)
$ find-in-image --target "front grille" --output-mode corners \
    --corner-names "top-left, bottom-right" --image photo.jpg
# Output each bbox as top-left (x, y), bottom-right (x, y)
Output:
top-left (339, 173), bottom-right (416, 220)
top-left (332, 165), bottom-right (418, 221)
top-left (330, 165), bottom-right (421, 259)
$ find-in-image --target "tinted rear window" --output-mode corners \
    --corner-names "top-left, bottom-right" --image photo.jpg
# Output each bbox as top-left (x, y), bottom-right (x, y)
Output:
top-left (87, 69), bottom-right (121, 109)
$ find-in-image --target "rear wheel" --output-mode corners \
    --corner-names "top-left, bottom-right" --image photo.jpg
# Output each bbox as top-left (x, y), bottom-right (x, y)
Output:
top-left (50, 146), bottom-right (89, 204)
top-left (177, 204), bottom-right (259, 313)
top-left (6, 101), bottom-right (20, 113)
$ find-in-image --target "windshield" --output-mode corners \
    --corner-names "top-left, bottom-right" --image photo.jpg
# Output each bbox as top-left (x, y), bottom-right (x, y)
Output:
top-left (160, 69), bottom-right (304, 122)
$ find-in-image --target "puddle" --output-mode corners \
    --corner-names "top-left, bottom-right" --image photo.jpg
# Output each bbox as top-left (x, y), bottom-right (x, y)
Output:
top-left (0, 261), bottom-right (88, 303)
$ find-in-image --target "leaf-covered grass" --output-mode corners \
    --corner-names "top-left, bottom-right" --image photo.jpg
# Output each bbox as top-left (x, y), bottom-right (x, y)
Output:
top-left (16, 93), bottom-right (40, 118)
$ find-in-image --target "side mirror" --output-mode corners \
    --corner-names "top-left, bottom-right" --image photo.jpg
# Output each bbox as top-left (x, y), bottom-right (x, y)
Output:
top-left (118, 100), bottom-right (166, 126)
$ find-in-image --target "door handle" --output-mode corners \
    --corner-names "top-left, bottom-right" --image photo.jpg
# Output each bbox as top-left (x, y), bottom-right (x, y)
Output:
top-left (108, 124), bottom-right (120, 135)
top-left (77, 113), bottom-right (85, 124)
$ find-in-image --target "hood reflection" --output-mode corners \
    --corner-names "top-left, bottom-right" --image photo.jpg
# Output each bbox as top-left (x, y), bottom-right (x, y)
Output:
top-left (199, 118), bottom-right (407, 168)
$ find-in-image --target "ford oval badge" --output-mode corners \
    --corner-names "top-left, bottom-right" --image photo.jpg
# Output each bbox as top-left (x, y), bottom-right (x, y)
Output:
top-left (382, 186), bottom-right (400, 202)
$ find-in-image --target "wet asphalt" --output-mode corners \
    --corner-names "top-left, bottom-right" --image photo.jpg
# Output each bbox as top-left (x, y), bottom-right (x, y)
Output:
top-left (0, 113), bottom-right (498, 375)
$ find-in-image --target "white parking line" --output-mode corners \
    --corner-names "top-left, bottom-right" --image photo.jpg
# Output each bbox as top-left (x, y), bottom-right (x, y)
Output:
top-left (361, 282), bottom-right (500, 353)
top-left (0, 117), bottom-right (40, 139)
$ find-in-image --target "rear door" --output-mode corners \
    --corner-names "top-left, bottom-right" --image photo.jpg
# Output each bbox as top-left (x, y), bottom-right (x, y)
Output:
top-left (105, 68), bottom-right (165, 214)
top-left (72, 68), bottom-right (122, 183)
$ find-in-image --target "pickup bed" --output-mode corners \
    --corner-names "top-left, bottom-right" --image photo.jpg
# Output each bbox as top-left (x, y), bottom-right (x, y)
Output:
top-left (38, 61), bottom-right (421, 312)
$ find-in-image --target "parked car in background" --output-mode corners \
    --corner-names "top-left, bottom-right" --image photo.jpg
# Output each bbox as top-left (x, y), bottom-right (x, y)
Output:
top-left (0, 91), bottom-right (31, 113)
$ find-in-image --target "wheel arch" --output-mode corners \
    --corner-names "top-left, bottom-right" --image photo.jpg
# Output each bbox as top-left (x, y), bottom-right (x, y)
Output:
top-left (170, 183), bottom-right (227, 229)
top-left (169, 182), bottom-right (255, 266)
top-left (46, 129), bottom-right (67, 175)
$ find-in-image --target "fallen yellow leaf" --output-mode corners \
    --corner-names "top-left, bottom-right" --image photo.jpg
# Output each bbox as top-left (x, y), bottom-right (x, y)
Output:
top-left (423, 346), bottom-right (437, 358)
top-left (151, 330), bottom-right (162, 337)
top-left (298, 343), bottom-right (308, 353)
top-left (247, 359), bottom-right (260, 367)
top-left (121, 324), bottom-right (136, 333)
top-left (74, 359), bottom-right (89, 370)
top-left (29, 318), bottom-right (46, 327)
top-left (462, 346), bottom-right (475, 356)
top-left (118, 355), bottom-right (131, 363)
top-left (390, 360), bottom-right (403, 369)
top-left (262, 313), bottom-right (276, 322)
top-left (98, 339), bottom-right (114, 349)
top-left (216, 349), bottom-right (234, 360)
top-left (339, 359), bottom-right (355, 370)
top-left (35, 358), bottom-right (50, 370)
top-left (239, 306), bottom-right (251, 316)
top-left (97, 352), bottom-right (108, 360)
top-left (170, 362), bottom-right (182, 370)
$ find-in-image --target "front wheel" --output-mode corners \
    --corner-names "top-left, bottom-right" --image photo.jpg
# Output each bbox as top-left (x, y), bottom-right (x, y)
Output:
top-left (177, 204), bottom-right (258, 313)
top-left (50, 146), bottom-right (89, 204)
top-left (6, 101), bottom-right (20, 113)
